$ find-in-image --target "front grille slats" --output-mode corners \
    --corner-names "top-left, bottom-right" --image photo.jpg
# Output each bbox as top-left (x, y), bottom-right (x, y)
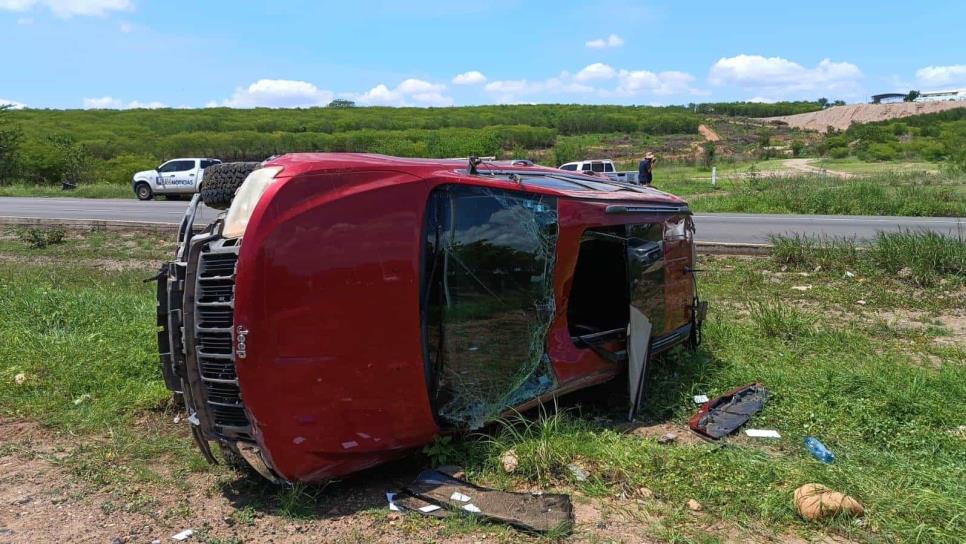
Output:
top-left (200, 253), bottom-right (238, 277)
top-left (190, 238), bottom-right (252, 441)
top-left (197, 306), bottom-right (233, 329)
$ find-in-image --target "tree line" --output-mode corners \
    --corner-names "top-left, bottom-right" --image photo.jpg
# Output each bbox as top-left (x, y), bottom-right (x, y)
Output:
top-left (0, 101), bottom-right (835, 186)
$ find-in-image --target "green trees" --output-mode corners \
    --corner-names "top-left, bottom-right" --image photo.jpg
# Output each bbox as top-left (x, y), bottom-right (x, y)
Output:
top-left (0, 105), bottom-right (22, 183)
top-left (4, 105), bottom-right (703, 185)
top-left (817, 108), bottom-right (966, 162)
top-left (702, 141), bottom-right (716, 167)
top-left (694, 101), bottom-right (823, 117)
top-left (327, 99), bottom-right (356, 108)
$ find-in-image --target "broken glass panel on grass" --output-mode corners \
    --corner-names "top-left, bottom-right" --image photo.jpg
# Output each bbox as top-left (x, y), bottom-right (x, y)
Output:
top-left (424, 185), bottom-right (559, 429)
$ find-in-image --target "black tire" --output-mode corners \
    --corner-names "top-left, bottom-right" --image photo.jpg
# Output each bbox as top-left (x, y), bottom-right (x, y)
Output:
top-left (200, 162), bottom-right (260, 210)
top-left (135, 182), bottom-right (153, 200)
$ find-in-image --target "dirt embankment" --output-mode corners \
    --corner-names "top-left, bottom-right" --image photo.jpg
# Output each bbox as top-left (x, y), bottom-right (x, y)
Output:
top-left (760, 101), bottom-right (966, 133)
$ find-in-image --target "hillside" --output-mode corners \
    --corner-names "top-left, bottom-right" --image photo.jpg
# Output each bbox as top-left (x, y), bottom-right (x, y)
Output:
top-left (0, 103), bottom-right (814, 186)
top-left (762, 101), bottom-right (966, 133)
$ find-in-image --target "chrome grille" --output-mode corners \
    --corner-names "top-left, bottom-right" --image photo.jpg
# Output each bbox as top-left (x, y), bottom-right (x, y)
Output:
top-left (191, 238), bottom-right (252, 440)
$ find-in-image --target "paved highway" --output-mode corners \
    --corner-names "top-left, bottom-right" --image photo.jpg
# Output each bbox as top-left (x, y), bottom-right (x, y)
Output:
top-left (0, 196), bottom-right (962, 244)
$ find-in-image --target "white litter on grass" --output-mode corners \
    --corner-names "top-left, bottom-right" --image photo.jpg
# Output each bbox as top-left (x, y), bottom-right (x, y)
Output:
top-left (693, 394), bottom-right (709, 404)
top-left (171, 528), bottom-right (194, 541)
top-left (449, 491), bottom-right (471, 502)
top-left (845, 271), bottom-right (855, 278)
top-left (418, 504), bottom-right (441, 513)
top-left (386, 492), bottom-right (400, 511)
top-left (73, 394), bottom-right (91, 405)
top-left (745, 429), bottom-right (781, 439)
top-left (14, 373), bottom-right (26, 385)
top-left (463, 504), bottom-right (482, 513)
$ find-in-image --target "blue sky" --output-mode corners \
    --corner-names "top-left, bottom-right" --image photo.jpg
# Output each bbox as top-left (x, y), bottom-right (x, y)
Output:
top-left (2, 0), bottom-right (965, 109)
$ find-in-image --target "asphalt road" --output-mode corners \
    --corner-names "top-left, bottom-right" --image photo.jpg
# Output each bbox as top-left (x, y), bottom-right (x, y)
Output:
top-left (0, 196), bottom-right (962, 244)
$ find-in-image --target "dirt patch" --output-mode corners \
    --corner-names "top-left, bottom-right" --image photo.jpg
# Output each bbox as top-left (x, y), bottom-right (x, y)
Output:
top-left (779, 158), bottom-right (854, 179)
top-left (761, 101), bottom-right (966, 133)
top-left (0, 415), bottom-right (866, 543)
top-left (698, 124), bottom-right (721, 142)
top-left (876, 308), bottom-right (966, 350)
top-left (0, 253), bottom-right (158, 271)
top-left (0, 418), bottom-right (474, 543)
top-left (621, 422), bottom-right (704, 446)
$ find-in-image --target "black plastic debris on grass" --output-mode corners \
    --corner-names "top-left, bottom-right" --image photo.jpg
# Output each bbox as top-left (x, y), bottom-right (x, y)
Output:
top-left (689, 383), bottom-right (768, 440)
top-left (396, 469), bottom-right (573, 534)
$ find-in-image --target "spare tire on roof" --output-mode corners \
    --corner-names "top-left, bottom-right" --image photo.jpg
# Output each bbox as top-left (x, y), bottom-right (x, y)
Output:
top-left (200, 162), bottom-right (260, 210)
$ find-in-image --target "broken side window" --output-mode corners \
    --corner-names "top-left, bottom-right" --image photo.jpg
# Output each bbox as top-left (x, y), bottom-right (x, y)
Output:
top-left (423, 185), bottom-right (559, 429)
top-left (626, 224), bottom-right (666, 334)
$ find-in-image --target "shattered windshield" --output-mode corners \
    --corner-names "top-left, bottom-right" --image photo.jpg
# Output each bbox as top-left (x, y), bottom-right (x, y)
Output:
top-left (423, 185), bottom-right (559, 429)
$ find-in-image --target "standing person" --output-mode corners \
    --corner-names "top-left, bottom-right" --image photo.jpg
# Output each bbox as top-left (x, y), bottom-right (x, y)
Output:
top-left (638, 152), bottom-right (655, 185)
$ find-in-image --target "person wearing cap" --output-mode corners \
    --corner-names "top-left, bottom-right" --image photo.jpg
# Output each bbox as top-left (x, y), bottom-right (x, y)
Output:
top-left (638, 152), bottom-right (655, 185)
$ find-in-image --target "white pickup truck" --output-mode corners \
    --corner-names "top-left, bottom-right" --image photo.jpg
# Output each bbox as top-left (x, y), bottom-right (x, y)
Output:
top-left (558, 159), bottom-right (638, 184)
top-left (132, 158), bottom-right (221, 200)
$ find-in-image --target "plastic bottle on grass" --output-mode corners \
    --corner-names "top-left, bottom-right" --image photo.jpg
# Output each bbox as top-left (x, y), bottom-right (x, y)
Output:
top-left (804, 436), bottom-right (835, 464)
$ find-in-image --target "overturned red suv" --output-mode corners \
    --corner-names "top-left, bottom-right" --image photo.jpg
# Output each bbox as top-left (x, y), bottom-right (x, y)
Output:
top-left (156, 154), bottom-right (705, 483)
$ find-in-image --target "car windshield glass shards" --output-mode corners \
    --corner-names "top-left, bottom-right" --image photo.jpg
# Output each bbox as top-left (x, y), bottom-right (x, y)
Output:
top-left (423, 185), bottom-right (559, 429)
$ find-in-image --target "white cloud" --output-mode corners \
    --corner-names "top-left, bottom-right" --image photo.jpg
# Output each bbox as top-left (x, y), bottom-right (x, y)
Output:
top-left (452, 70), bottom-right (487, 85)
top-left (483, 75), bottom-right (595, 103)
top-left (585, 33), bottom-right (624, 49)
top-left (0, 0), bottom-right (133, 18)
top-left (355, 78), bottom-right (453, 106)
top-left (82, 96), bottom-right (165, 109)
top-left (616, 69), bottom-right (697, 96)
top-left (709, 54), bottom-right (862, 97)
top-left (217, 79), bottom-right (334, 108)
top-left (484, 64), bottom-right (700, 102)
top-left (575, 63), bottom-right (616, 82)
top-left (119, 21), bottom-right (131, 32)
top-left (0, 98), bottom-right (27, 109)
top-left (747, 96), bottom-right (776, 103)
top-left (916, 65), bottom-right (966, 88)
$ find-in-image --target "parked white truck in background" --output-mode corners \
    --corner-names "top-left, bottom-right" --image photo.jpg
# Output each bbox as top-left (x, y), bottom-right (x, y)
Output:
top-left (132, 158), bottom-right (221, 200)
top-left (558, 159), bottom-right (638, 183)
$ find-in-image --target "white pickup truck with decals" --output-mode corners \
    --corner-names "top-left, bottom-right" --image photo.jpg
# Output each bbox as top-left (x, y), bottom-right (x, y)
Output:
top-left (132, 158), bottom-right (221, 200)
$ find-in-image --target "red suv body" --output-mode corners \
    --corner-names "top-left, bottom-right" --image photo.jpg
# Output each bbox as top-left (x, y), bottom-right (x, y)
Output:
top-left (157, 153), bottom-right (702, 483)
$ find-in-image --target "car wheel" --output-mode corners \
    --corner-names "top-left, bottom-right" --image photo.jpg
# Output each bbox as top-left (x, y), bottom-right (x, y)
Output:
top-left (200, 162), bottom-right (260, 210)
top-left (135, 183), bottom-right (153, 200)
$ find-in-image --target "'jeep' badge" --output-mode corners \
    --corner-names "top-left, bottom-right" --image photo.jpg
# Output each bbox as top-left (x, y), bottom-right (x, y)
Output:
top-left (236, 325), bottom-right (248, 359)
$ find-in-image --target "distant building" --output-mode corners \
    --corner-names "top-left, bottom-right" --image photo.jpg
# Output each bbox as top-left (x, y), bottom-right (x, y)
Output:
top-left (871, 93), bottom-right (906, 104)
top-left (915, 89), bottom-right (966, 102)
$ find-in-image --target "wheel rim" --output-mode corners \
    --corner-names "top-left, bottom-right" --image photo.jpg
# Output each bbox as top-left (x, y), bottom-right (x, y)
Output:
top-left (138, 186), bottom-right (150, 198)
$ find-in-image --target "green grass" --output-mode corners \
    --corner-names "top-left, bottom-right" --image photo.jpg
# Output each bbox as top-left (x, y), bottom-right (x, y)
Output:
top-left (1, 229), bottom-right (964, 542)
top-left (771, 230), bottom-right (966, 286)
top-left (680, 172), bottom-right (966, 216)
top-left (466, 251), bottom-right (966, 542)
top-left (0, 226), bottom-right (176, 261)
top-left (0, 182), bottom-right (134, 198)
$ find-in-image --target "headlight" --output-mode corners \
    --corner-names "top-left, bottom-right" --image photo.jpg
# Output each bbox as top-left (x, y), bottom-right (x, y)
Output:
top-left (222, 166), bottom-right (284, 239)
